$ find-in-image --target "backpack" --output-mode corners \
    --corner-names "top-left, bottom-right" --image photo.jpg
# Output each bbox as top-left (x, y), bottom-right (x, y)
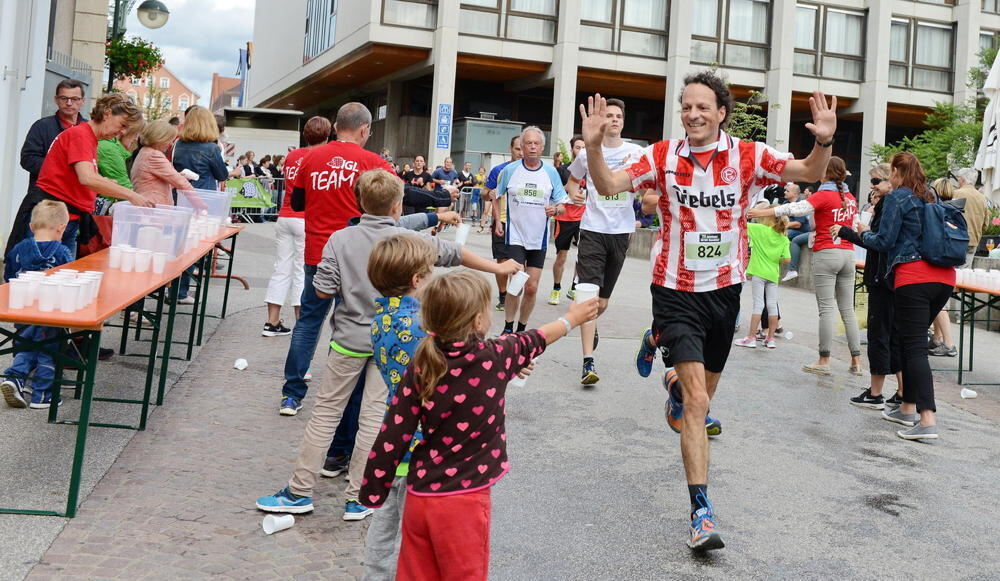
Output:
top-left (919, 200), bottom-right (969, 267)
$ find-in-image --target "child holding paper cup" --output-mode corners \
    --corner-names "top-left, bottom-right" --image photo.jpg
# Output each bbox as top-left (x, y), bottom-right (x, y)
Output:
top-left (1, 201), bottom-right (73, 410)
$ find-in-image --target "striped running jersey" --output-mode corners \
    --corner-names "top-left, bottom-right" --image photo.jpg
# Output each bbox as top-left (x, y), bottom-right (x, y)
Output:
top-left (624, 132), bottom-right (791, 292)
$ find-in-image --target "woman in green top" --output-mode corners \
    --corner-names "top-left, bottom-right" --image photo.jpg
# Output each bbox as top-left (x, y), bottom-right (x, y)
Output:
top-left (734, 204), bottom-right (791, 350)
top-left (96, 122), bottom-right (143, 214)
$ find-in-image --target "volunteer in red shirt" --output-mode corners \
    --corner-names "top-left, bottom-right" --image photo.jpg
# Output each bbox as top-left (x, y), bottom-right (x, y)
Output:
top-left (6, 94), bottom-right (152, 259)
top-left (548, 136), bottom-right (586, 306)
top-left (261, 116), bottom-right (331, 338)
top-left (750, 156), bottom-right (864, 375)
top-left (579, 71), bottom-right (837, 551)
top-left (278, 103), bottom-right (393, 414)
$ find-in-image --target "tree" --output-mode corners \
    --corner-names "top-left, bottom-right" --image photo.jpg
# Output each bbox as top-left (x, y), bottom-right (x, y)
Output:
top-left (726, 90), bottom-right (770, 144)
top-left (142, 85), bottom-right (172, 121)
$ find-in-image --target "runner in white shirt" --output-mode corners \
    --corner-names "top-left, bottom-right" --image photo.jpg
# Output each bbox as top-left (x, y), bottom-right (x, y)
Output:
top-left (495, 126), bottom-right (567, 334)
top-left (567, 98), bottom-right (645, 385)
top-left (579, 71), bottom-right (837, 552)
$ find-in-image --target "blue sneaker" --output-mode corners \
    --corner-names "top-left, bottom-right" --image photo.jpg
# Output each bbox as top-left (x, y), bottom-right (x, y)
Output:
top-left (279, 397), bottom-right (302, 416)
top-left (1, 378), bottom-right (27, 409)
top-left (256, 487), bottom-right (314, 513)
top-left (29, 390), bottom-right (60, 410)
top-left (343, 499), bottom-right (373, 521)
top-left (636, 328), bottom-right (656, 378)
top-left (662, 368), bottom-right (722, 436)
top-left (688, 505), bottom-right (725, 551)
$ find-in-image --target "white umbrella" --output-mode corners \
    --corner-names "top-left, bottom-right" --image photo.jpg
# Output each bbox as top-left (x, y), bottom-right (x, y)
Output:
top-left (975, 51), bottom-right (1000, 204)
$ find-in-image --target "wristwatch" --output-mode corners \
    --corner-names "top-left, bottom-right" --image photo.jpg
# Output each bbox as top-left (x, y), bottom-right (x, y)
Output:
top-left (816, 137), bottom-right (835, 148)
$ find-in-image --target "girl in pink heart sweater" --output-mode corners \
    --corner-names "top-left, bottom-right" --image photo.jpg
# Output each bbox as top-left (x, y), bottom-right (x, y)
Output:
top-left (360, 270), bottom-right (597, 581)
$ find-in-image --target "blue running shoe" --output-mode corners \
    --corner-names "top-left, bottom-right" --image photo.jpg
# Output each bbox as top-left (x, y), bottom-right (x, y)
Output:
top-left (256, 487), bottom-right (314, 513)
top-left (279, 397), bottom-right (302, 417)
top-left (636, 328), bottom-right (656, 378)
top-left (1, 378), bottom-right (27, 409)
top-left (343, 499), bottom-right (374, 521)
top-left (688, 506), bottom-right (725, 551)
top-left (662, 368), bottom-right (722, 436)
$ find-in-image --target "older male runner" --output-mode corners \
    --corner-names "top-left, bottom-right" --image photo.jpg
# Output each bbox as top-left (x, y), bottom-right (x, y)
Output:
top-left (580, 71), bottom-right (836, 551)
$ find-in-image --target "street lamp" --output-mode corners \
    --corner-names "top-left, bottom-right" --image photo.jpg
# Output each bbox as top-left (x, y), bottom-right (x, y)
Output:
top-left (106, 0), bottom-right (170, 92)
top-left (136, 0), bottom-right (170, 29)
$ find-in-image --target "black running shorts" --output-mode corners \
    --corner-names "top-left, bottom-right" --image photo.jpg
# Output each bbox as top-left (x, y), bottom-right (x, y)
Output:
top-left (576, 230), bottom-right (631, 299)
top-left (506, 244), bottom-right (547, 269)
top-left (491, 230), bottom-right (509, 261)
top-left (650, 283), bottom-right (742, 373)
top-left (552, 220), bottom-right (581, 252)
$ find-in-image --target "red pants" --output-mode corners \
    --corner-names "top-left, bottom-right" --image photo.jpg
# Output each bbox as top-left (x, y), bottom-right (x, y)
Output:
top-left (396, 488), bottom-right (492, 581)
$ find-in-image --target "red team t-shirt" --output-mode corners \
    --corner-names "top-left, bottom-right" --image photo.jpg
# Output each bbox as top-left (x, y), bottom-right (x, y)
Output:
top-left (806, 188), bottom-right (857, 252)
top-left (278, 147), bottom-right (309, 219)
top-left (292, 141), bottom-right (394, 265)
top-left (35, 122), bottom-right (100, 214)
top-left (624, 133), bottom-right (791, 292)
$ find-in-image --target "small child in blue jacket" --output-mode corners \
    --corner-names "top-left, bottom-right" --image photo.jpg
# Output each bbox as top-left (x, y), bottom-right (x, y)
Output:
top-left (1, 200), bottom-right (73, 409)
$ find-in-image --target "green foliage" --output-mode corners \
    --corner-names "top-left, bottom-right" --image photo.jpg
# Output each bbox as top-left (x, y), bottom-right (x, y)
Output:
top-left (869, 103), bottom-right (982, 179)
top-left (556, 138), bottom-right (570, 162)
top-left (985, 206), bottom-right (1000, 236)
top-left (726, 90), bottom-right (770, 143)
top-left (142, 85), bottom-right (172, 121)
top-left (105, 35), bottom-right (164, 81)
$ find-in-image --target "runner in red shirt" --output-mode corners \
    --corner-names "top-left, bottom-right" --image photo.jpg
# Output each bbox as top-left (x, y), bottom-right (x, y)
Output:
top-left (579, 71), bottom-right (838, 551)
top-left (6, 94), bottom-right (152, 259)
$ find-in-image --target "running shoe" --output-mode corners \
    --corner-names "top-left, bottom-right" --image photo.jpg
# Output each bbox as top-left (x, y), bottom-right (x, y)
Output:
top-left (321, 455), bottom-right (351, 478)
top-left (781, 270), bottom-right (798, 282)
top-left (581, 360), bottom-right (599, 385)
top-left (279, 397), bottom-right (303, 416)
top-left (256, 487), bottom-right (314, 514)
top-left (262, 321), bottom-right (292, 337)
top-left (764, 339), bottom-right (776, 349)
top-left (928, 343), bottom-right (957, 357)
top-left (1, 378), bottom-right (27, 409)
top-left (884, 392), bottom-right (903, 410)
top-left (882, 408), bottom-right (918, 427)
top-left (663, 369), bottom-right (722, 436)
top-left (29, 391), bottom-right (60, 410)
top-left (897, 424), bottom-right (939, 440)
top-left (849, 388), bottom-right (885, 410)
top-left (566, 288), bottom-right (576, 300)
top-left (688, 506), bottom-right (725, 551)
top-left (304, 369), bottom-right (313, 382)
top-left (495, 298), bottom-right (505, 312)
top-left (343, 499), bottom-right (374, 521)
top-left (734, 336), bottom-right (757, 348)
top-left (547, 290), bottom-right (560, 305)
top-left (635, 328), bottom-right (656, 378)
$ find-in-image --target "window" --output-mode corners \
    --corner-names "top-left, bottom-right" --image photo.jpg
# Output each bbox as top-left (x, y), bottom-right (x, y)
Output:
top-left (231, 96), bottom-right (240, 107)
top-left (506, 0), bottom-right (558, 43)
top-left (890, 18), bottom-right (954, 92)
top-left (692, 0), bottom-right (770, 69)
top-left (981, 31), bottom-right (996, 52)
top-left (460, 1), bottom-right (500, 36)
top-left (163, 95), bottom-right (172, 108)
top-left (305, 0), bottom-right (338, 60)
top-left (179, 96), bottom-right (189, 111)
top-left (160, 77), bottom-right (169, 89)
top-left (986, 0), bottom-right (1000, 14)
top-left (793, 4), bottom-right (865, 81)
top-left (578, 0), bottom-right (668, 56)
top-left (382, 0), bottom-right (437, 29)
top-left (144, 93), bottom-right (152, 107)
top-left (131, 77), bottom-right (140, 86)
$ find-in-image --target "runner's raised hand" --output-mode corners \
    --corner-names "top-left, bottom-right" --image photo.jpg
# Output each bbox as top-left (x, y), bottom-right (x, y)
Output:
top-left (805, 91), bottom-right (837, 143)
top-left (579, 94), bottom-right (609, 149)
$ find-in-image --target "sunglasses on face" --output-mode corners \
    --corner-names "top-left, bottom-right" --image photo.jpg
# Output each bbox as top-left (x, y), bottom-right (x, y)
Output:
top-left (870, 178), bottom-right (885, 186)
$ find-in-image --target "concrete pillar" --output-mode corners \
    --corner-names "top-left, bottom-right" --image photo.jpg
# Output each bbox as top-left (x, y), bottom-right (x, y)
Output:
top-left (953, 0), bottom-right (981, 107)
top-left (859, 0), bottom-right (893, 171)
top-left (765, 0), bottom-right (795, 150)
top-left (427, 0), bottom-right (459, 167)
top-left (550, 0), bottom-right (580, 153)
top-left (664, 0), bottom-right (693, 139)
top-left (384, 80), bottom-right (404, 160)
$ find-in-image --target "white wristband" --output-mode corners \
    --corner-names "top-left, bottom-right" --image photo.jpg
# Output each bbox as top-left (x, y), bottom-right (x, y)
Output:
top-left (557, 317), bottom-right (573, 334)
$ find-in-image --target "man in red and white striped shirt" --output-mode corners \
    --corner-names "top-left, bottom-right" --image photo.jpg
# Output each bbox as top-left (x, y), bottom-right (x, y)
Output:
top-left (580, 71), bottom-right (837, 552)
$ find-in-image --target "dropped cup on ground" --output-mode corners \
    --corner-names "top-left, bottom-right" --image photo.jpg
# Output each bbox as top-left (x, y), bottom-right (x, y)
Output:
top-left (262, 514), bottom-right (294, 535)
top-left (234, 358), bottom-right (249, 370)
top-left (507, 271), bottom-right (530, 297)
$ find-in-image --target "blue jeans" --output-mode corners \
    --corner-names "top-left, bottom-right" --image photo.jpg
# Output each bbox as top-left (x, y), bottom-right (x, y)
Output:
top-left (61, 220), bottom-right (79, 260)
top-left (281, 264), bottom-right (333, 400)
top-left (4, 325), bottom-right (56, 393)
top-left (328, 366), bottom-right (364, 459)
top-left (789, 232), bottom-right (810, 271)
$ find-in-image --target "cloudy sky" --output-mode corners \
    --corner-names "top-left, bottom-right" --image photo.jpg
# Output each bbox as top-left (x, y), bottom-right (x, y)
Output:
top-left (125, 0), bottom-right (254, 106)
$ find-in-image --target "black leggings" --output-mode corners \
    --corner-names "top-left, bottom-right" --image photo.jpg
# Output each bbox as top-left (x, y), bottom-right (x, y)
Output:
top-left (893, 282), bottom-right (952, 413)
top-left (866, 284), bottom-right (900, 376)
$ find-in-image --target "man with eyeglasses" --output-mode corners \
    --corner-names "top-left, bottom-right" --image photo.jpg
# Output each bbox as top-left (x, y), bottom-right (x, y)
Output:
top-left (19, 80), bottom-right (88, 196)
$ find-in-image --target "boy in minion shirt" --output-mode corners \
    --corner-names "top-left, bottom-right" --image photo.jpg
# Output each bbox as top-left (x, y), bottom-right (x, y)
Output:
top-left (362, 233), bottom-right (437, 580)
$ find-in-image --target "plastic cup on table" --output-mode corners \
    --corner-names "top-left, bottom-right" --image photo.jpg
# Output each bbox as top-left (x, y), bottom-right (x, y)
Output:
top-left (77, 275), bottom-right (99, 305)
top-left (134, 249), bottom-right (153, 273)
top-left (58, 282), bottom-right (81, 313)
top-left (38, 281), bottom-right (58, 312)
top-left (121, 247), bottom-right (136, 272)
top-left (8, 279), bottom-right (27, 309)
top-left (57, 269), bottom-right (78, 276)
top-left (152, 252), bottom-right (167, 274)
top-left (109, 245), bottom-right (123, 268)
top-left (454, 224), bottom-right (471, 246)
top-left (507, 271), bottom-right (530, 297)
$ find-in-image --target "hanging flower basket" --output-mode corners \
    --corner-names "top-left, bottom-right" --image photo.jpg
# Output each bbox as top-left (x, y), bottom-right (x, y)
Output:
top-left (105, 36), bottom-right (164, 81)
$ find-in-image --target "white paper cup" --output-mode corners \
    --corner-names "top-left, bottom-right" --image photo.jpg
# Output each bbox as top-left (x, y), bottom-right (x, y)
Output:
top-left (454, 224), bottom-right (471, 246)
top-left (57, 269), bottom-right (78, 276)
top-left (152, 252), bottom-right (167, 274)
top-left (574, 283), bottom-right (600, 303)
top-left (507, 374), bottom-right (527, 388)
top-left (860, 211), bottom-right (873, 227)
top-left (38, 281), bottom-right (59, 312)
top-left (59, 282), bottom-right (81, 313)
top-left (134, 250), bottom-right (152, 273)
top-left (8, 279), bottom-right (27, 309)
top-left (109, 245), bottom-right (123, 268)
top-left (121, 248), bottom-right (136, 272)
top-left (507, 270), bottom-right (530, 297)
top-left (262, 514), bottom-right (294, 535)
top-left (21, 276), bottom-right (41, 306)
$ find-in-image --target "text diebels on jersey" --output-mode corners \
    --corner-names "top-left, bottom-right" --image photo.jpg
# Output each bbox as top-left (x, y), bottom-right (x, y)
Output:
top-left (672, 185), bottom-right (737, 209)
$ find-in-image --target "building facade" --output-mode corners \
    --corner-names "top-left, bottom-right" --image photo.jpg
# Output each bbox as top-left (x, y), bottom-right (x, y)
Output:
top-left (210, 73), bottom-right (243, 115)
top-left (248, 0), bottom-right (993, 177)
top-left (114, 65), bottom-right (199, 120)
